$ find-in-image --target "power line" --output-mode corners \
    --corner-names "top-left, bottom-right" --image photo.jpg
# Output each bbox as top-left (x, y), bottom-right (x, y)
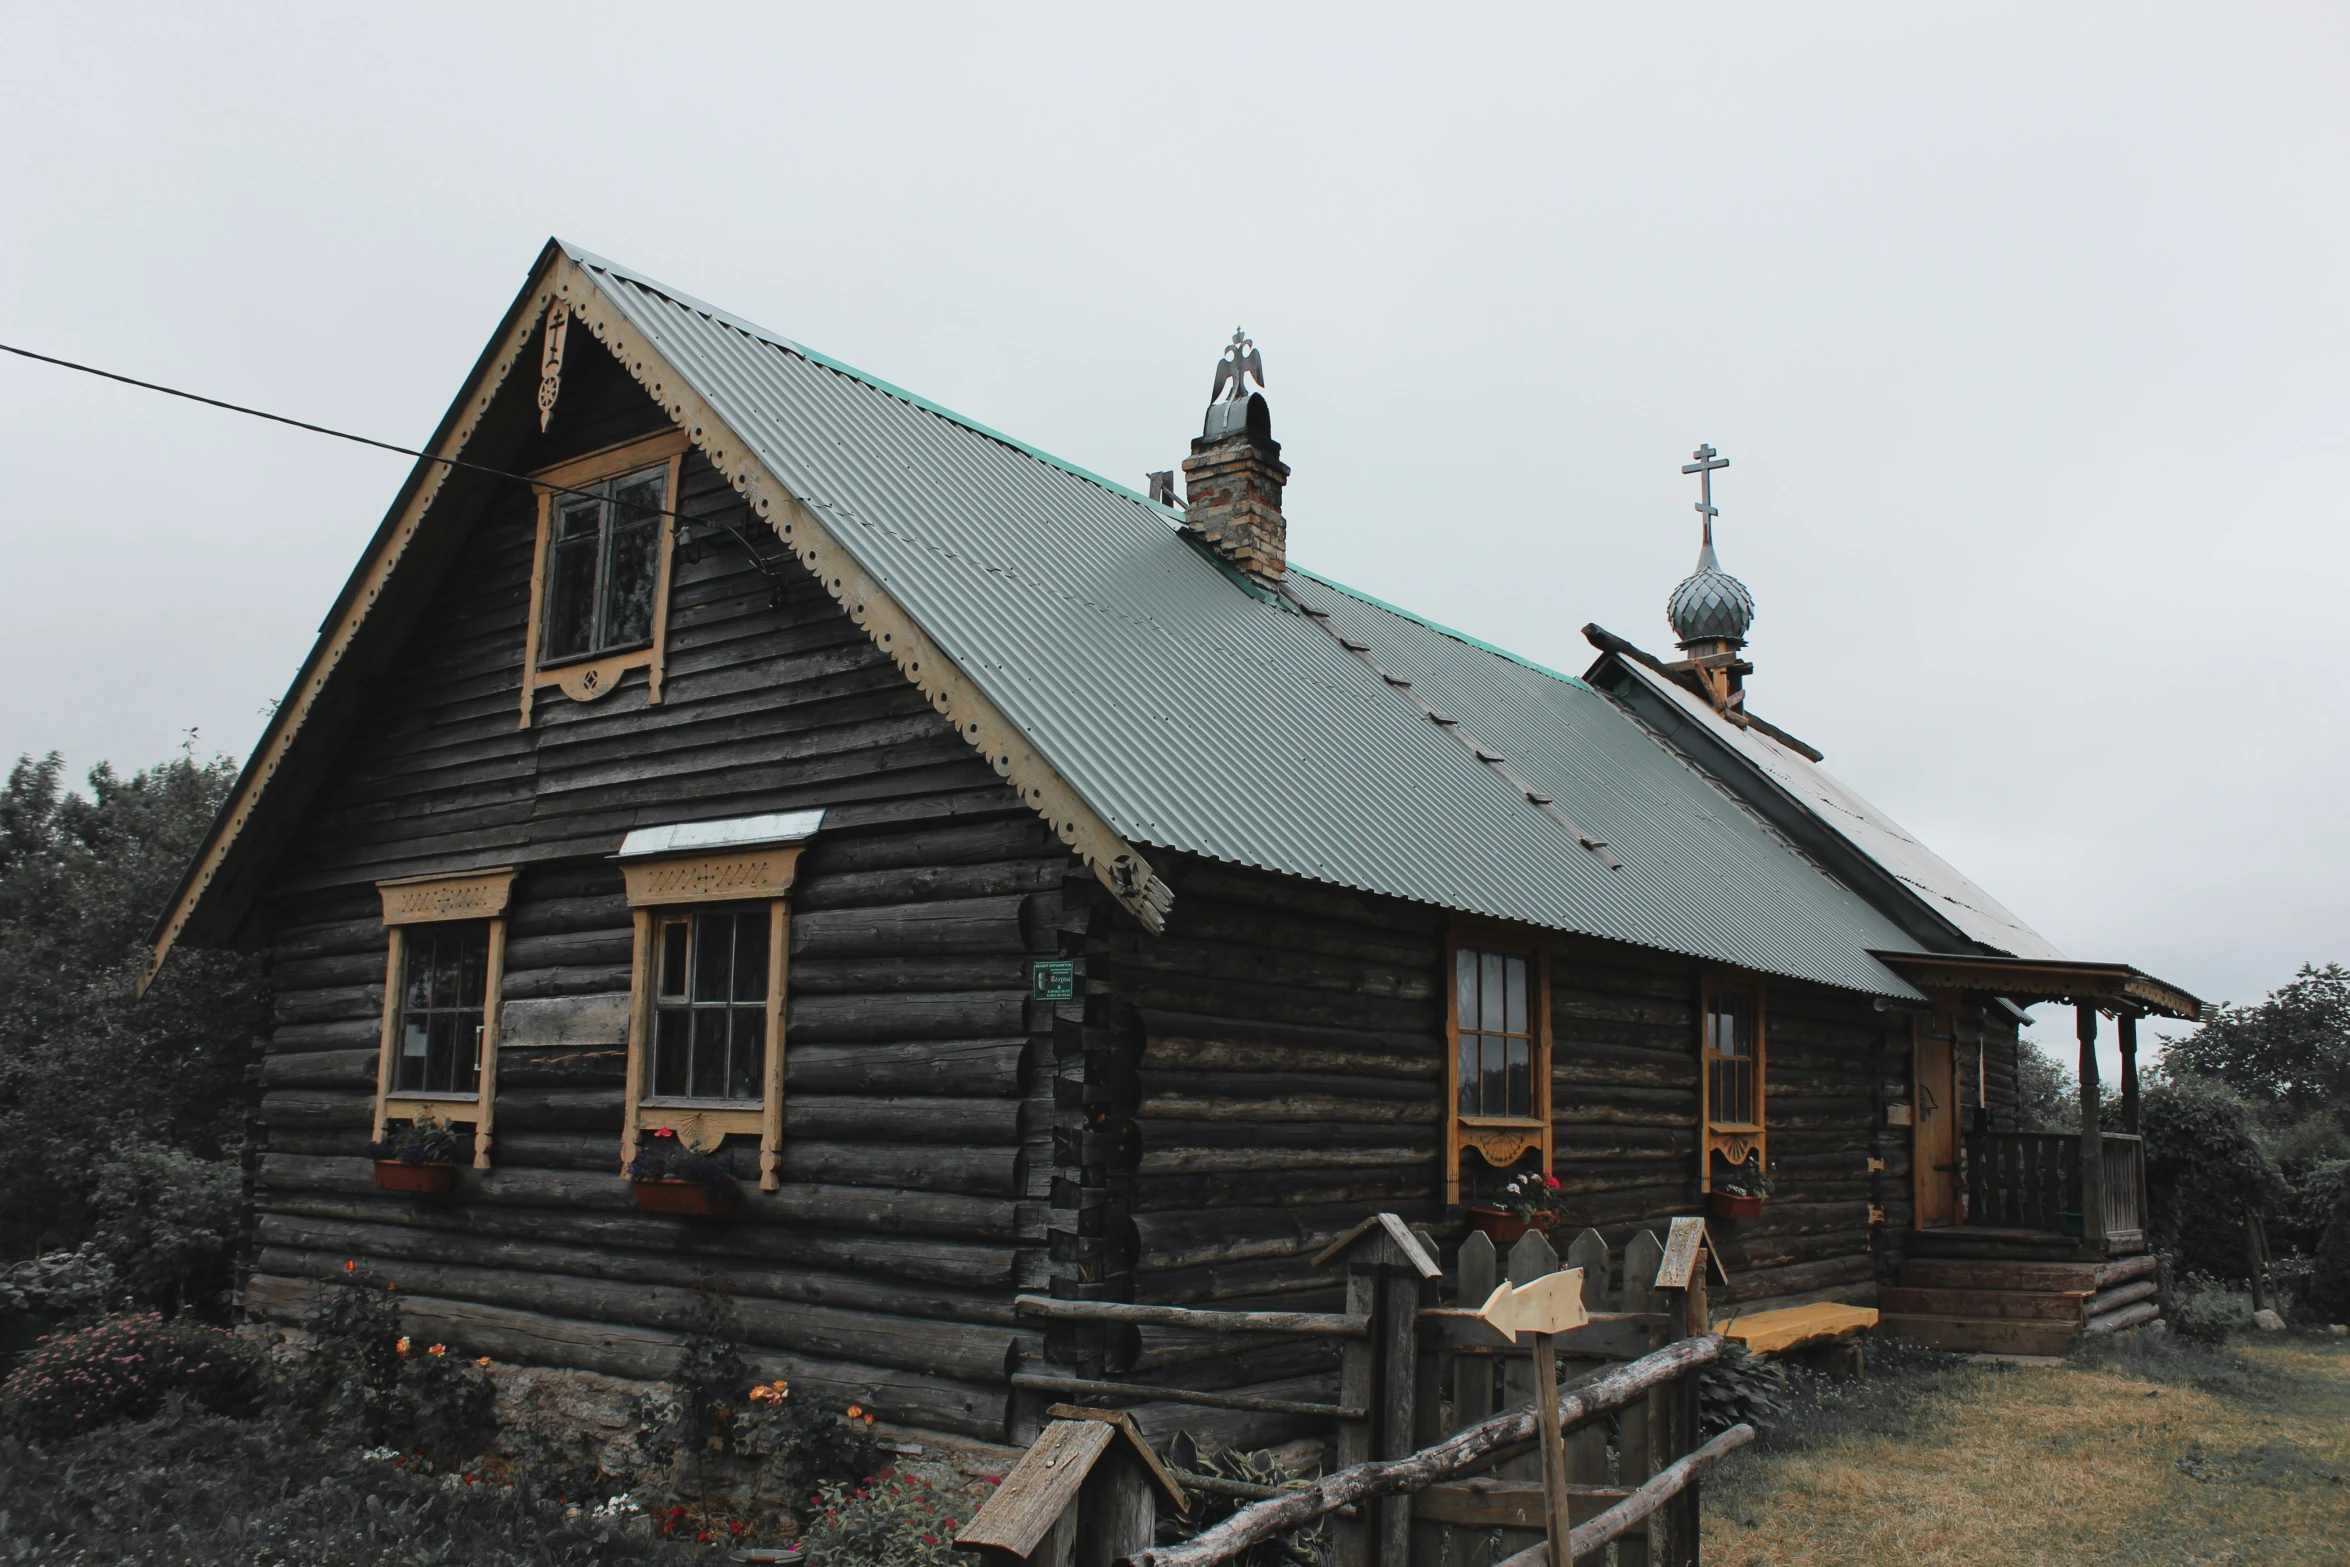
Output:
top-left (0, 339), bottom-right (718, 529)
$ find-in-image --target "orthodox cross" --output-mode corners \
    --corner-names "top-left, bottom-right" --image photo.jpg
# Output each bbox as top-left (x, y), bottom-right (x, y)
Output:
top-left (1680, 443), bottom-right (1728, 545)
top-left (1210, 327), bottom-right (1265, 403)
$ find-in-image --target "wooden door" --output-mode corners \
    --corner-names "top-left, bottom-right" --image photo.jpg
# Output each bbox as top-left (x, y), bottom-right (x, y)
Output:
top-left (1915, 1025), bottom-right (1961, 1226)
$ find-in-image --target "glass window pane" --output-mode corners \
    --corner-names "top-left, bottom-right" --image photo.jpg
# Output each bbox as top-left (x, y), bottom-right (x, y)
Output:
top-left (691, 1010), bottom-right (727, 1098)
top-left (1480, 952), bottom-right (1505, 1033)
top-left (426, 1013), bottom-right (456, 1094)
top-left (611, 473), bottom-right (665, 526)
top-left (601, 520), bottom-right (660, 649)
top-left (1456, 948), bottom-right (1477, 1037)
top-left (544, 535), bottom-right (599, 660)
top-left (402, 942), bottom-right (433, 1016)
top-left (1480, 1035), bottom-right (1506, 1117)
top-left (654, 1009), bottom-right (691, 1097)
top-left (1504, 957), bottom-right (1528, 1036)
top-left (729, 1009), bottom-right (766, 1101)
top-left (555, 499), bottom-right (601, 541)
top-left (1457, 1031), bottom-right (1478, 1117)
top-left (693, 915), bottom-right (732, 1003)
top-left (659, 921), bottom-right (689, 998)
top-left (1506, 1038), bottom-right (1531, 1119)
top-left (460, 932), bottom-right (486, 1009)
top-left (732, 910), bottom-right (770, 1003)
top-left (455, 1012), bottom-right (482, 1091)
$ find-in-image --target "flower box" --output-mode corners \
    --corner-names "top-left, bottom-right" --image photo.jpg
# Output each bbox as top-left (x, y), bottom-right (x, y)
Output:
top-left (1707, 1191), bottom-right (1765, 1221)
top-left (1467, 1206), bottom-right (1557, 1245)
top-left (632, 1179), bottom-right (737, 1216)
top-left (373, 1160), bottom-right (459, 1196)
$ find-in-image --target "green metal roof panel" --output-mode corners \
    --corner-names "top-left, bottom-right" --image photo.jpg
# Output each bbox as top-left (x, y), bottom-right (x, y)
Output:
top-left (569, 245), bottom-right (1926, 997)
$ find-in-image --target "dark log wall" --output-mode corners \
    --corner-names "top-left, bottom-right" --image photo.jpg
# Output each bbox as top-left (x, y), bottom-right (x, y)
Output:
top-left (244, 331), bottom-right (1080, 1441)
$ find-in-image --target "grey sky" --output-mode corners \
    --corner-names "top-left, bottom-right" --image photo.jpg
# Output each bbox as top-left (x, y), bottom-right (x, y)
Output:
top-left (4, 5), bottom-right (2343, 1074)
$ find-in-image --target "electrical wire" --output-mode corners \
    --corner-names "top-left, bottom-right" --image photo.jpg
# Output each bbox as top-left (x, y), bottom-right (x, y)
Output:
top-left (0, 339), bottom-right (717, 529)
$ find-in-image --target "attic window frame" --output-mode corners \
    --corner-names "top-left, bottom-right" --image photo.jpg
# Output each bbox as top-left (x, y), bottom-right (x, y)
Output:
top-left (372, 867), bottom-right (517, 1170)
top-left (1444, 923), bottom-right (1553, 1207)
top-left (519, 429), bottom-right (690, 727)
top-left (1699, 972), bottom-right (1768, 1191)
top-left (618, 831), bottom-right (809, 1192)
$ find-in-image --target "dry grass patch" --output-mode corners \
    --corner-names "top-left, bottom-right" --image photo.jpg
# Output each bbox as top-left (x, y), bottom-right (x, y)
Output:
top-left (1702, 1337), bottom-right (2350, 1566)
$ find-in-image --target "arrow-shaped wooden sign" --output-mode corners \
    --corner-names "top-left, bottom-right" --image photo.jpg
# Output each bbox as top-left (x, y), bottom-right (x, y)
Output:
top-left (1472, 1266), bottom-right (1589, 1343)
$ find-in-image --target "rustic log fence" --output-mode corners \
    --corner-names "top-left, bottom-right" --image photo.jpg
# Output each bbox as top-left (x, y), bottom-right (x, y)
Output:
top-left (977, 1214), bottom-right (1741, 1567)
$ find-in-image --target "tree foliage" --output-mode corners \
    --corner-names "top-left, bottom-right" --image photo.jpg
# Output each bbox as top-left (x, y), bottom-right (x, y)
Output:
top-left (2013, 1037), bottom-right (2076, 1132)
top-left (0, 750), bottom-right (264, 1287)
top-left (2164, 962), bottom-right (2350, 1116)
top-left (2140, 1072), bottom-right (2282, 1279)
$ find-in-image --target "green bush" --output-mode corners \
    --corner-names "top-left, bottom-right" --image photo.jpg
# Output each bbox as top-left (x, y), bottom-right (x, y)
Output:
top-left (2165, 1272), bottom-right (2255, 1346)
top-left (2141, 1074), bottom-right (2282, 1279)
top-left (1698, 1339), bottom-right (1793, 1437)
top-left (0, 1406), bottom-right (696, 1565)
top-left (287, 1265), bottom-right (497, 1462)
top-left (87, 1138), bottom-right (241, 1314)
top-left (2309, 1172), bottom-right (2350, 1323)
top-left (0, 1311), bottom-right (259, 1439)
top-left (801, 1469), bottom-right (970, 1567)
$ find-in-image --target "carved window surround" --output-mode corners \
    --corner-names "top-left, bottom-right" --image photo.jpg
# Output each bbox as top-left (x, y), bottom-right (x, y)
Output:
top-left (373, 867), bottom-right (517, 1169)
top-left (1699, 972), bottom-right (1768, 1190)
top-left (1444, 922), bottom-right (1553, 1207)
top-left (618, 818), bottom-right (819, 1192)
top-left (518, 429), bottom-right (690, 727)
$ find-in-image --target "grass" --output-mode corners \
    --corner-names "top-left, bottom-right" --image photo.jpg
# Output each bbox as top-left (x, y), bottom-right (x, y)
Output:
top-left (1701, 1333), bottom-right (2350, 1566)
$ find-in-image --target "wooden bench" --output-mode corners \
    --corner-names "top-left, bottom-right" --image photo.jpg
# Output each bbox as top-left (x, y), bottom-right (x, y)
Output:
top-left (1716, 1302), bottom-right (1880, 1370)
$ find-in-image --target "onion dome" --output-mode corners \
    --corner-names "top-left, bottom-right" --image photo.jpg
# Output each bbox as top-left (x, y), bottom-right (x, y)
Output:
top-left (1666, 536), bottom-right (1755, 646)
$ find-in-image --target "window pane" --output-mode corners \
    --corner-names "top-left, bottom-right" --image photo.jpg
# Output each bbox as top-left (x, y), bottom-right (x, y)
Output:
top-left (455, 1012), bottom-right (483, 1092)
top-left (732, 910), bottom-right (770, 1003)
top-left (1479, 952), bottom-right (1505, 1032)
top-left (544, 535), bottom-right (599, 660)
top-left (659, 921), bottom-right (689, 999)
top-left (426, 1013), bottom-right (457, 1094)
top-left (654, 1008), bottom-right (691, 1097)
top-left (1506, 1037), bottom-right (1532, 1120)
top-left (403, 942), bottom-right (433, 1017)
top-left (1504, 957), bottom-right (1528, 1036)
top-left (1457, 1031), bottom-right (1478, 1117)
top-left (460, 934), bottom-right (486, 1010)
top-left (691, 1010), bottom-right (727, 1098)
top-left (554, 499), bottom-right (601, 541)
top-left (729, 1009), bottom-right (766, 1101)
top-left (601, 519), bottom-right (660, 649)
top-left (693, 914), bottom-right (733, 1003)
top-left (1480, 1035), bottom-right (1506, 1117)
top-left (434, 934), bottom-right (465, 1015)
top-left (611, 473), bottom-right (665, 527)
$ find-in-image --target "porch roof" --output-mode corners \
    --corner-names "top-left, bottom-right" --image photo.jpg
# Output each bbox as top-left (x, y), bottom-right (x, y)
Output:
top-left (1868, 951), bottom-right (2207, 1022)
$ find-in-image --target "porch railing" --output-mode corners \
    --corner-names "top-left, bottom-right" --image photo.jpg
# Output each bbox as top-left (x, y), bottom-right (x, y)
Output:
top-left (1963, 1130), bottom-right (2145, 1246)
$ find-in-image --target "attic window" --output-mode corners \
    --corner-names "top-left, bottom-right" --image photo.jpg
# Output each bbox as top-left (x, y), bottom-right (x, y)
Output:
top-left (519, 430), bottom-right (691, 726)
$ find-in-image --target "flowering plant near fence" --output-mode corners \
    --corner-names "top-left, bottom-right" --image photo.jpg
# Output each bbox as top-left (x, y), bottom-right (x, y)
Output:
top-left (0, 1310), bottom-right (259, 1439)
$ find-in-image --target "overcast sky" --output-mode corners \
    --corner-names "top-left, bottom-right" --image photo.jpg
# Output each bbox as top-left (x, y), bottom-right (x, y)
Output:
top-left (5, 5), bottom-right (2343, 1071)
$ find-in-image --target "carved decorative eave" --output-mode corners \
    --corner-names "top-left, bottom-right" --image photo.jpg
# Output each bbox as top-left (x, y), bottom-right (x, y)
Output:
top-left (140, 246), bottom-right (1171, 993)
top-left (1869, 951), bottom-right (2207, 1023)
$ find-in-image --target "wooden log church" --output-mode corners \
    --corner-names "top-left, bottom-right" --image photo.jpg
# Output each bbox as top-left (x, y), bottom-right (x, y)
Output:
top-left (144, 240), bottom-right (2204, 1444)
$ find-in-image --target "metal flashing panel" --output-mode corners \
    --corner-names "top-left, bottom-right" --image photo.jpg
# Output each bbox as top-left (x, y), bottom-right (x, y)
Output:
top-left (616, 809), bottom-right (826, 860)
top-left (1612, 658), bottom-right (2063, 961)
top-left (569, 246), bottom-right (1935, 998)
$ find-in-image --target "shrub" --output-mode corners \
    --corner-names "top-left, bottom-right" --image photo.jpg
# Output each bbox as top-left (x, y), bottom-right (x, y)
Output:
top-left (0, 1406), bottom-right (698, 1565)
top-left (288, 1264), bottom-right (496, 1461)
top-left (2165, 1272), bottom-right (2255, 1346)
top-left (0, 1245), bottom-right (120, 1322)
top-left (1698, 1340), bottom-right (1792, 1437)
top-left (734, 1377), bottom-right (885, 1501)
top-left (2309, 1172), bottom-right (2350, 1323)
top-left (0, 1311), bottom-right (259, 1439)
top-left (2141, 1074), bottom-right (2282, 1279)
top-left (86, 1138), bottom-right (241, 1314)
top-left (802, 1468), bottom-right (969, 1567)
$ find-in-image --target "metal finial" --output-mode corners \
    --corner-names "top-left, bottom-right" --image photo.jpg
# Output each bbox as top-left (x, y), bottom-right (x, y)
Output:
top-left (1210, 327), bottom-right (1265, 404)
top-left (1666, 442), bottom-right (1753, 647)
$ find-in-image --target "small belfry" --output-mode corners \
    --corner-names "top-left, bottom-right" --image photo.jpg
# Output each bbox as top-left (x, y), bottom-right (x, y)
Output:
top-left (1664, 443), bottom-right (1757, 716)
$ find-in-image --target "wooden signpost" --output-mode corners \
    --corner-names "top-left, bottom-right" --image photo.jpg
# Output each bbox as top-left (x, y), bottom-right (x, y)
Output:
top-left (1470, 1267), bottom-right (1590, 1567)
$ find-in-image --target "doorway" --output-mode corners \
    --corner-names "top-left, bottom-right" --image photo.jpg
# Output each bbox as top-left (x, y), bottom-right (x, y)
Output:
top-left (1915, 1018), bottom-right (1961, 1226)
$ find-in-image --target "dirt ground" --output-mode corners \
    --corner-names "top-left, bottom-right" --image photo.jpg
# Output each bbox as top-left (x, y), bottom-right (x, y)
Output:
top-left (1700, 1334), bottom-right (2350, 1566)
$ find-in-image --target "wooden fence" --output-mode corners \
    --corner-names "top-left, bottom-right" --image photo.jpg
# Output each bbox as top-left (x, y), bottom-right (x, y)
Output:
top-left (986, 1213), bottom-right (1740, 1567)
top-left (1965, 1130), bottom-right (2147, 1245)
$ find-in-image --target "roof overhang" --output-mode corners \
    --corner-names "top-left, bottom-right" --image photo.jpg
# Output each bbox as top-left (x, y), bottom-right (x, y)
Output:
top-left (1868, 951), bottom-right (2207, 1022)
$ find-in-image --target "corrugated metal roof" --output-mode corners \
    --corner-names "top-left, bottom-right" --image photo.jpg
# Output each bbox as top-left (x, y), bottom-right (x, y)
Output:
top-left (1611, 658), bottom-right (2065, 961)
top-left (570, 244), bottom-right (1929, 998)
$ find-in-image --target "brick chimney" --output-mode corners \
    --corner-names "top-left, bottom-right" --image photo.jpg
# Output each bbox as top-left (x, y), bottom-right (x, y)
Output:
top-left (1180, 330), bottom-right (1289, 589)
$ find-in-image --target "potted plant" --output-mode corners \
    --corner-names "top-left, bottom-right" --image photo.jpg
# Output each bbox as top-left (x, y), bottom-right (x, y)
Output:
top-left (1708, 1151), bottom-right (1776, 1220)
top-left (368, 1118), bottom-right (468, 1195)
top-left (628, 1129), bottom-right (739, 1216)
top-left (1466, 1169), bottom-right (1562, 1244)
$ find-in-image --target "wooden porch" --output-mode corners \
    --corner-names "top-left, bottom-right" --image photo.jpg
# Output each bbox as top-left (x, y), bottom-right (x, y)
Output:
top-left (1866, 954), bottom-right (2199, 1356)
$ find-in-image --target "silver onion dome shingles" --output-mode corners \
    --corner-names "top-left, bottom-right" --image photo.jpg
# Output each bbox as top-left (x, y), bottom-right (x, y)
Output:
top-left (1667, 536), bottom-right (1755, 645)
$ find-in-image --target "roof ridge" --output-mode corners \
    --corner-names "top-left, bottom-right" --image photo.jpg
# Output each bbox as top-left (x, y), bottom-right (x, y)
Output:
top-left (562, 241), bottom-right (1180, 520)
top-left (1289, 567), bottom-right (1596, 694)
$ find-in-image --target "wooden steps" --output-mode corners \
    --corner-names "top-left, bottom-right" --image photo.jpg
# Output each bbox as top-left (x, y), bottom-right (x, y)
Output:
top-left (1877, 1234), bottom-right (2160, 1355)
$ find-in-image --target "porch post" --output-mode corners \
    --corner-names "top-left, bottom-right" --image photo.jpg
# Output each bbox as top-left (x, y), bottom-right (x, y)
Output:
top-left (2076, 1002), bottom-right (2106, 1252)
top-left (2117, 1012), bottom-right (2141, 1136)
